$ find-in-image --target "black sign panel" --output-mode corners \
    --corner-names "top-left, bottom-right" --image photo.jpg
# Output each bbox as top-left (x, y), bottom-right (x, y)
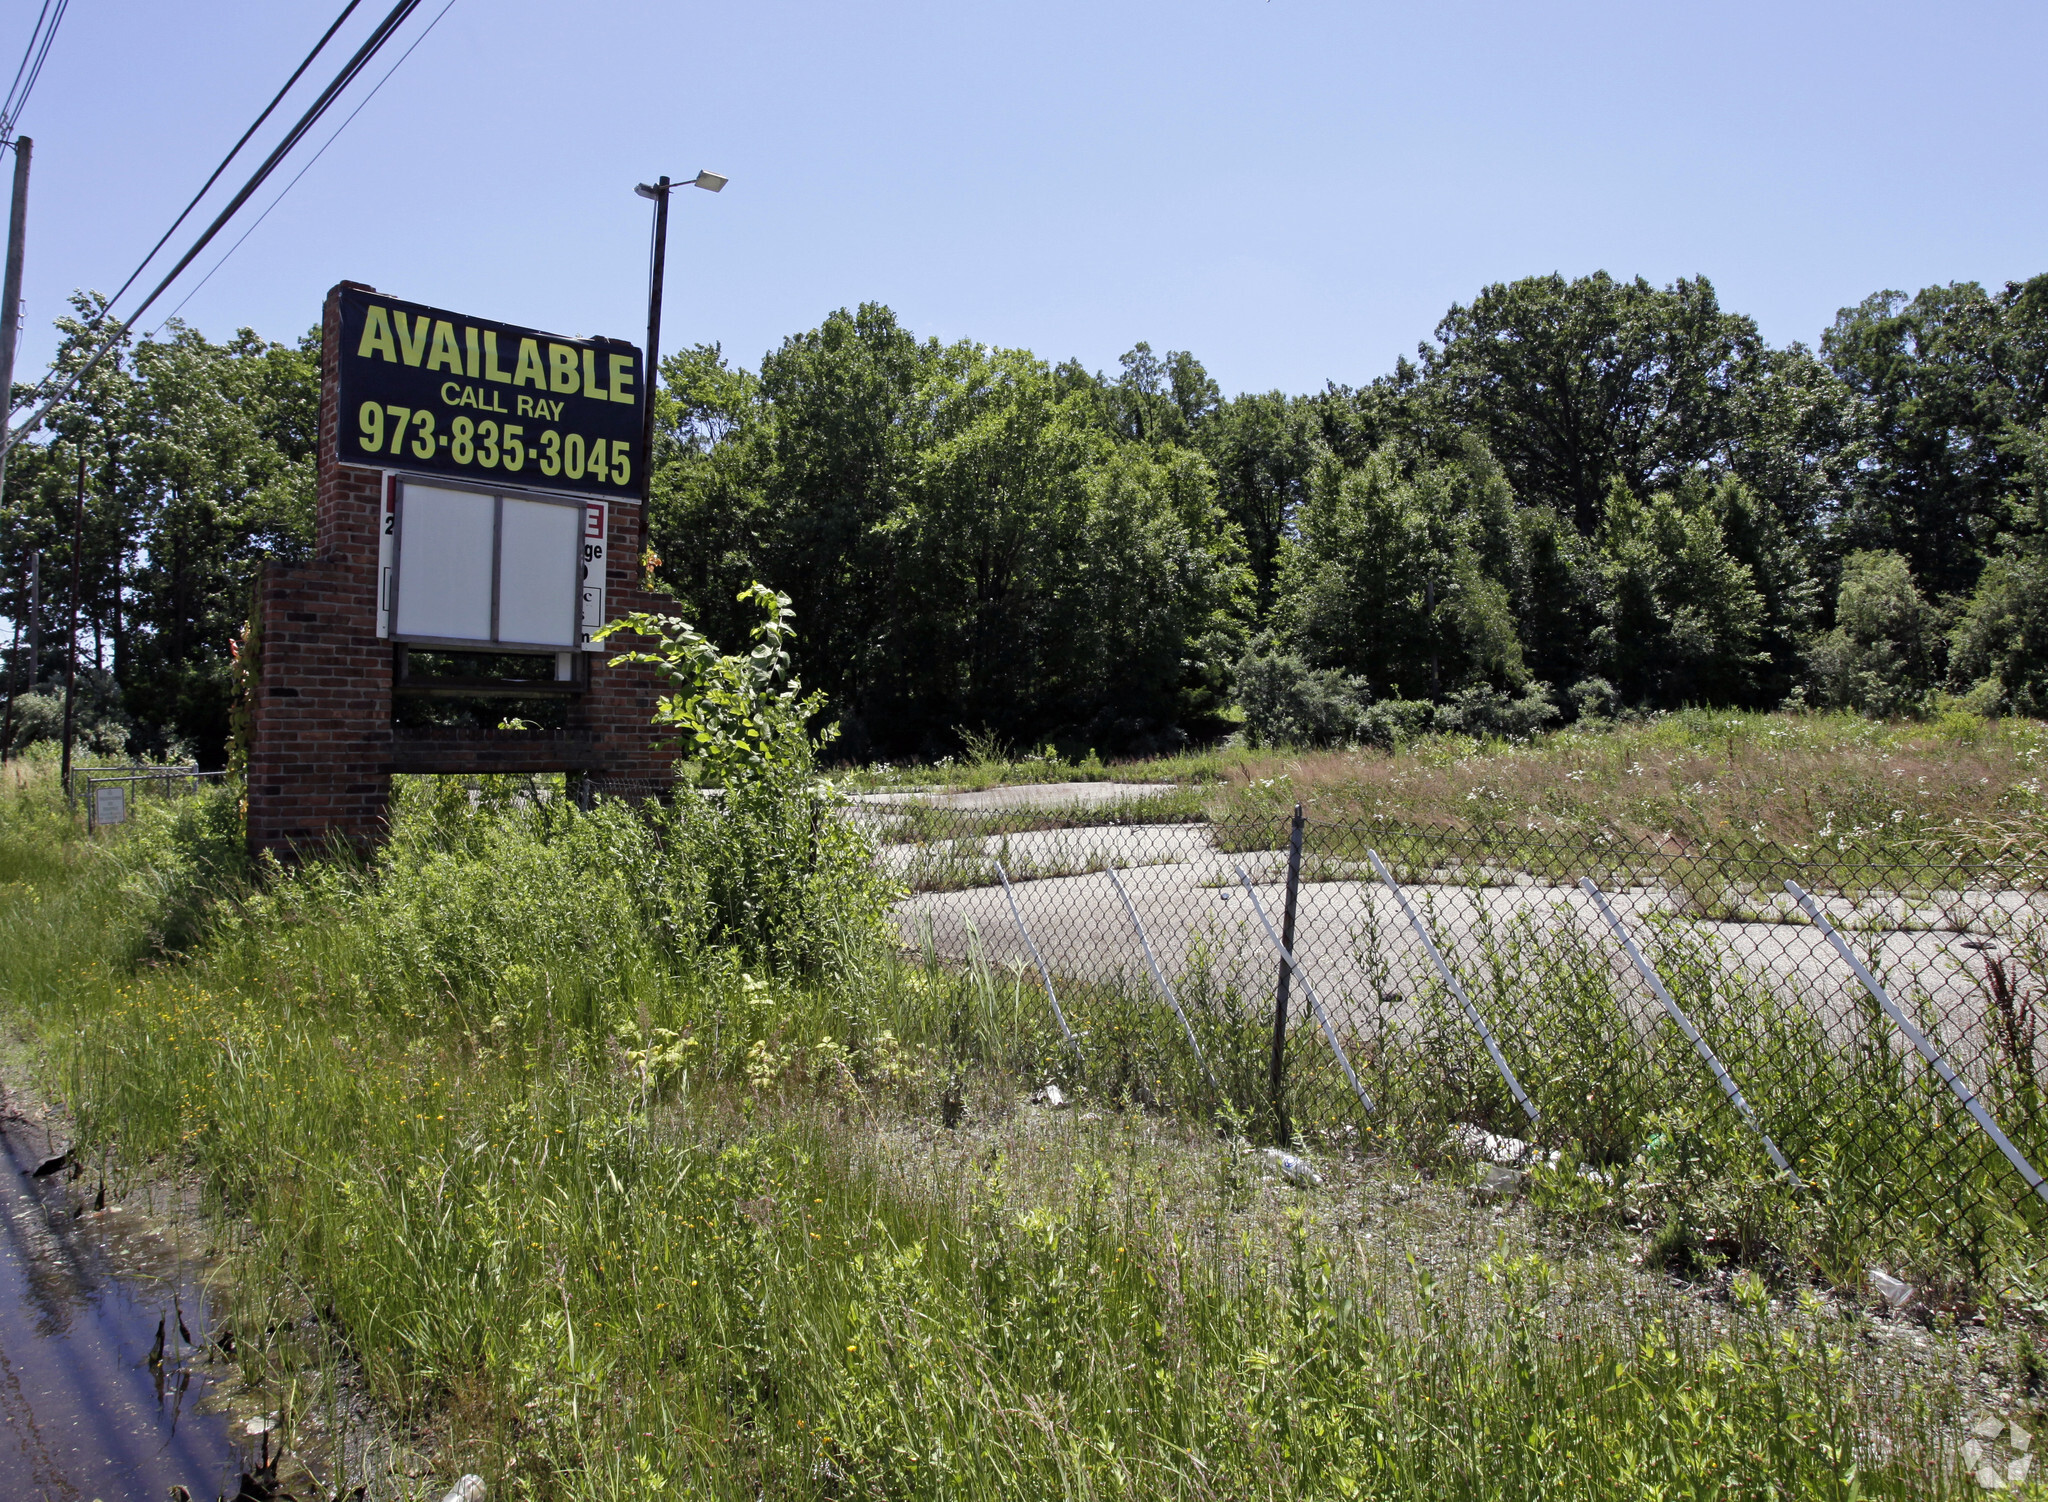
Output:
top-left (336, 286), bottom-right (643, 502)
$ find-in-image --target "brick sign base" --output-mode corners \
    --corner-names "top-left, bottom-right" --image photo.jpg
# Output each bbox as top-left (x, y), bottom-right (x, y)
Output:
top-left (245, 283), bottom-right (672, 859)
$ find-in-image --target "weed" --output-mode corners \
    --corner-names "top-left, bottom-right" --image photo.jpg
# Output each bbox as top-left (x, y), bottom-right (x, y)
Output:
top-left (0, 764), bottom-right (2003, 1497)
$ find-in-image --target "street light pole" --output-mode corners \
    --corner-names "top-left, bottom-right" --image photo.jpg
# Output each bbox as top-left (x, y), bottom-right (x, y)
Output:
top-left (633, 170), bottom-right (725, 486)
top-left (636, 175), bottom-right (670, 480)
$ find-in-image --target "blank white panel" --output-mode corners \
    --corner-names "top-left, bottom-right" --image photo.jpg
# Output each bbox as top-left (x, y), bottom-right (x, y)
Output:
top-left (394, 486), bottom-right (495, 642)
top-left (495, 497), bottom-right (580, 647)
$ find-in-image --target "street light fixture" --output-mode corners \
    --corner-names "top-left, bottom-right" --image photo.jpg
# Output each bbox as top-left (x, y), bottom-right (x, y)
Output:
top-left (634, 170), bottom-right (727, 481)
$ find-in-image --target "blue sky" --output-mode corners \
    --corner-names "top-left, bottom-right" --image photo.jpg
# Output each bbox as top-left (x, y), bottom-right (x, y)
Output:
top-left (7, 0), bottom-right (2046, 397)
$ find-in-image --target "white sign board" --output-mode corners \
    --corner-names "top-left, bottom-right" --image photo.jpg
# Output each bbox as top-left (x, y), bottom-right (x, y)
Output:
top-left (93, 784), bottom-right (127, 827)
top-left (384, 479), bottom-right (585, 650)
top-left (497, 497), bottom-right (582, 646)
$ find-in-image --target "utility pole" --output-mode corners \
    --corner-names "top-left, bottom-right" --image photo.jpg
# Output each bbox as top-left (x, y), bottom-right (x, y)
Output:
top-left (59, 445), bottom-right (81, 795)
top-left (0, 137), bottom-right (31, 503)
top-left (0, 139), bottom-right (31, 760)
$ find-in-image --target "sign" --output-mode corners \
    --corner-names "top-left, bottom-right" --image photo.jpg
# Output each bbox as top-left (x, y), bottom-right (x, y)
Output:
top-left (378, 480), bottom-right (610, 652)
top-left (381, 479), bottom-right (586, 651)
top-left (336, 286), bottom-right (643, 502)
top-left (579, 501), bottom-right (608, 648)
top-left (92, 784), bottom-right (127, 828)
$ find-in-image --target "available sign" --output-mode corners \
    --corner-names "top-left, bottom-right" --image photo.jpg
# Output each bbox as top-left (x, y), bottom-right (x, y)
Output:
top-left (336, 286), bottom-right (643, 502)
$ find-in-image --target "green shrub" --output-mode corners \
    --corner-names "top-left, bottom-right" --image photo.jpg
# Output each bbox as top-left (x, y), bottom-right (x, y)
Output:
top-left (1811, 550), bottom-right (1937, 717)
top-left (1233, 637), bottom-right (1370, 747)
top-left (1357, 696), bottom-right (1436, 747)
top-left (1435, 680), bottom-right (1560, 741)
top-left (1, 677), bottom-right (133, 755)
top-left (1568, 675), bottom-right (1621, 720)
top-left (1952, 546), bottom-right (2048, 714)
top-left (598, 583), bottom-right (895, 982)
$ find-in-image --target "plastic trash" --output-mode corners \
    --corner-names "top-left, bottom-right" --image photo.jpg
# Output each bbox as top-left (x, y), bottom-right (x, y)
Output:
top-left (1471, 1164), bottom-right (1524, 1204)
top-left (1447, 1122), bottom-right (1562, 1169)
top-left (1448, 1123), bottom-right (1531, 1165)
top-left (1261, 1148), bottom-right (1322, 1187)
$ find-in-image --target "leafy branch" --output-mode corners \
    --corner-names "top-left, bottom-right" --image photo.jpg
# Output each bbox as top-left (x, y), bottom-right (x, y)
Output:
top-left (594, 583), bottom-right (834, 781)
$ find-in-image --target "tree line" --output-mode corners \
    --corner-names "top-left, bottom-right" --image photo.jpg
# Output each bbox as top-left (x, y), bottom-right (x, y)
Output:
top-left (3, 271), bottom-right (2045, 764)
top-left (649, 270), bottom-right (2048, 757)
top-left (0, 296), bottom-right (315, 762)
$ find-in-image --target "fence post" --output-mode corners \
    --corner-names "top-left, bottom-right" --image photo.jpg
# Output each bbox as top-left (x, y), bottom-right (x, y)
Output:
top-left (1270, 804), bottom-right (1304, 1139)
top-left (1239, 866), bottom-right (1374, 1117)
top-left (1580, 878), bottom-right (1798, 1186)
top-left (994, 859), bottom-right (1081, 1059)
top-left (1367, 848), bottom-right (1541, 1128)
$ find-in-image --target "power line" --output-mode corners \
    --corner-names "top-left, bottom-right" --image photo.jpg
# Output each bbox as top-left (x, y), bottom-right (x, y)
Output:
top-left (0, 0), bottom-right (67, 149)
top-left (0, 3), bottom-right (55, 135)
top-left (2, 0), bottom-right (426, 456)
top-left (156, 0), bottom-right (459, 333)
top-left (97, 0), bottom-right (366, 328)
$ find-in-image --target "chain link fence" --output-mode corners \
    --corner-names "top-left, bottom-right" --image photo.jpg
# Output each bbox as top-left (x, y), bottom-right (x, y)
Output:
top-left (860, 791), bottom-right (2048, 1285)
top-left (78, 764), bottom-right (226, 829)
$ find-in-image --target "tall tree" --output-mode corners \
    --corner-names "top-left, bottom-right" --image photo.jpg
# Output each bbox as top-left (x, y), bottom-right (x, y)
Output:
top-left (1595, 478), bottom-right (1771, 708)
top-left (1103, 342), bottom-right (1219, 448)
top-left (1823, 276), bottom-right (2048, 598)
top-left (1423, 272), bottom-right (1766, 535)
top-left (1199, 391), bottom-right (1327, 621)
top-left (645, 309), bottom-right (1246, 758)
top-left (748, 304), bottom-right (936, 740)
top-left (1278, 442), bottom-right (1526, 701)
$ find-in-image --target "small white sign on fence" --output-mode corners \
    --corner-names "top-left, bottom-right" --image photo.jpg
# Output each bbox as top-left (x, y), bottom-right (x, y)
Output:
top-left (93, 784), bottom-right (127, 828)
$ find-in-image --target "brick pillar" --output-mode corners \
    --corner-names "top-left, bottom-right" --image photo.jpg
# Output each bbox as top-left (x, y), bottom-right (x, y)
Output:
top-left (576, 490), bottom-right (674, 778)
top-left (245, 284), bottom-right (392, 858)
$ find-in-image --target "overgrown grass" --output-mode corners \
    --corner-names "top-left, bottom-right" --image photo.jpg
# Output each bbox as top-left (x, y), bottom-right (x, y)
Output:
top-left (0, 765), bottom-right (2013, 1498)
top-left (902, 875), bottom-right (2048, 1298)
top-left (1329, 898), bottom-right (2048, 1293)
top-left (864, 781), bottom-right (1213, 838)
top-left (835, 743), bottom-right (1237, 792)
top-left (849, 709), bottom-right (2048, 876)
top-left (1215, 709), bottom-right (2048, 878)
